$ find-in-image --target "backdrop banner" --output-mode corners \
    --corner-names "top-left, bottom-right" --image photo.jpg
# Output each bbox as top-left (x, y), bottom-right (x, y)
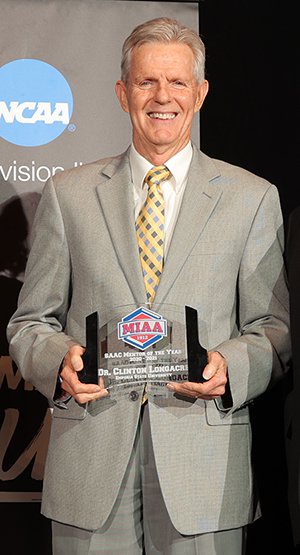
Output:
top-left (0, 1), bottom-right (199, 501)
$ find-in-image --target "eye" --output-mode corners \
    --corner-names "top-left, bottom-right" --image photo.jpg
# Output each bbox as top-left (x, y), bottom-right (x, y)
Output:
top-left (172, 80), bottom-right (186, 88)
top-left (139, 80), bottom-right (153, 88)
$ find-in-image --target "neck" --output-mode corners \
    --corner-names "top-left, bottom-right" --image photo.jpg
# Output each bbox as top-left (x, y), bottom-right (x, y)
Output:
top-left (133, 138), bottom-right (190, 166)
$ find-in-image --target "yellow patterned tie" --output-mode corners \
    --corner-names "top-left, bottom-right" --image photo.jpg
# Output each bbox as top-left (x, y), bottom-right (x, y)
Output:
top-left (136, 165), bottom-right (171, 305)
top-left (136, 165), bottom-right (171, 405)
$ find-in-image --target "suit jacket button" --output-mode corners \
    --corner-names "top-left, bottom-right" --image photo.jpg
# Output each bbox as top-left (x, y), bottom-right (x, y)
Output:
top-left (129, 390), bottom-right (139, 401)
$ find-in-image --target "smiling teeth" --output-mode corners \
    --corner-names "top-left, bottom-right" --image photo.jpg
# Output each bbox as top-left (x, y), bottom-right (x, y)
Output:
top-left (149, 113), bottom-right (176, 119)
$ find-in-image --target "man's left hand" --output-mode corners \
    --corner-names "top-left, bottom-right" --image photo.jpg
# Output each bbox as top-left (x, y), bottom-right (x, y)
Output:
top-left (166, 351), bottom-right (227, 400)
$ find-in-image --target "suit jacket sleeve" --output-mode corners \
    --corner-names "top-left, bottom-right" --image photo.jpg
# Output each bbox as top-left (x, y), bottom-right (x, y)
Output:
top-left (7, 177), bottom-right (78, 401)
top-left (215, 184), bottom-right (290, 413)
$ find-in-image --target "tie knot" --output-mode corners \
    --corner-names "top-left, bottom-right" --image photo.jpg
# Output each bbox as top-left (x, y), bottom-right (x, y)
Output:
top-left (144, 165), bottom-right (171, 187)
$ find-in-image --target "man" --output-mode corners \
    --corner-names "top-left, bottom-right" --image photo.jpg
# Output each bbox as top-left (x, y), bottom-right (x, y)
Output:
top-left (7, 17), bottom-right (290, 555)
top-left (285, 206), bottom-right (300, 551)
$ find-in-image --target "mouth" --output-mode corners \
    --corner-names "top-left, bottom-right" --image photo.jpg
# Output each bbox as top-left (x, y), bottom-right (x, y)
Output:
top-left (148, 112), bottom-right (177, 120)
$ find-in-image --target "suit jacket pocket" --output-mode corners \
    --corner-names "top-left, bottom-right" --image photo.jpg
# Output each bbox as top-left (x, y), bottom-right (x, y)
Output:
top-left (205, 400), bottom-right (250, 426)
top-left (52, 398), bottom-right (87, 420)
top-left (52, 395), bottom-right (117, 420)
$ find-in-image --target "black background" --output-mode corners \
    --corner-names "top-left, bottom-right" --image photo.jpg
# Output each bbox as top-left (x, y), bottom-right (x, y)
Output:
top-left (200, 1), bottom-right (298, 554)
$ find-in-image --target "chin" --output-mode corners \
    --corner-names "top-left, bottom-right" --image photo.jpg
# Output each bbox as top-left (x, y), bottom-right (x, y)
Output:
top-left (151, 131), bottom-right (178, 145)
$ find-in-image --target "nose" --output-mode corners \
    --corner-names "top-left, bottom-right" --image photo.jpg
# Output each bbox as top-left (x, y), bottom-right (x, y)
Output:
top-left (154, 81), bottom-right (171, 104)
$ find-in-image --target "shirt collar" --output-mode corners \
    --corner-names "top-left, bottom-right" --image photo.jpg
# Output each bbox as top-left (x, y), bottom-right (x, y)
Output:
top-left (129, 142), bottom-right (193, 193)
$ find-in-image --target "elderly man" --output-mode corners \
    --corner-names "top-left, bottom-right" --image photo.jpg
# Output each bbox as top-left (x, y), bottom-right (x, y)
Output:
top-left (8, 17), bottom-right (290, 555)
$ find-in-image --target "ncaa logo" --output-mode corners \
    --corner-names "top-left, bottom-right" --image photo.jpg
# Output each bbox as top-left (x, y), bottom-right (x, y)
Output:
top-left (118, 307), bottom-right (167, 351)
top-left (0, 59), bottom-right (73, 147)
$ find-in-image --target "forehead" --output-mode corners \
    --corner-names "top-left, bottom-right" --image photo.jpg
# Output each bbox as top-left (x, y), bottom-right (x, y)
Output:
top-left (130, 42), bottom-right (195, 77)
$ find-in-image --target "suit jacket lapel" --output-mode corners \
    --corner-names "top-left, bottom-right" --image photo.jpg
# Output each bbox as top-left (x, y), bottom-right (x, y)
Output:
top-left (96, 147), bottom-right (223, 306)
top-left (96, 152), bottom-right (147, 304)
top-left (155, 147), bottom-right (223, 304)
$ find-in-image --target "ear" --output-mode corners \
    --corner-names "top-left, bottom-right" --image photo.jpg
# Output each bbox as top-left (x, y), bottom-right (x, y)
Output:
top-left (115, 80), bottom-right (130, 113)
top-left (194, 80), bottom-right (209, 113)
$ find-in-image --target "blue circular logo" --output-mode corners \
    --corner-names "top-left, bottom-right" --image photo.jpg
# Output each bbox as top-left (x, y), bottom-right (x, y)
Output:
top-left (0, 59), bottom-right (73, 147)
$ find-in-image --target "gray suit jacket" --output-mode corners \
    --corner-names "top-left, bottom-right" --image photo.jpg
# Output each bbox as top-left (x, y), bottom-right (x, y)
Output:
top-left (7, 145), bottom-right (290, 533)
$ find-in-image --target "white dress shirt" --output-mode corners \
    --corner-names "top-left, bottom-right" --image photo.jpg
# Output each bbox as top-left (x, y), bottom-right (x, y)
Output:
top-left (129, 142), bottom-right (193, 257)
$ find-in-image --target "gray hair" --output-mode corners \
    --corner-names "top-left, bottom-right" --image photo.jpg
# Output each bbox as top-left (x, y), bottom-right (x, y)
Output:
top-left (121, 17), bottom-right (206, 84)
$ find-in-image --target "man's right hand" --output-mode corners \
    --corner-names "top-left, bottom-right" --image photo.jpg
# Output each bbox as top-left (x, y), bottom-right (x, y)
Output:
top-left (60, 344), bottom-right (108, 404)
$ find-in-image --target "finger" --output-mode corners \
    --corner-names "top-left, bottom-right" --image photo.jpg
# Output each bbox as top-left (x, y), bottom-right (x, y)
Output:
top-left (202, 359), bottom-right (224, 381)
top-left (166, 382), bottom-right (202, 398)
top-left (69, 348), bottom-right (85, 372)
top-left (166, 377), bottom-right (226, 399)
top-left (98, 376), bottom-right (107, 389)
top-left (202, 363), bottom-right (216, 381)
top-left (63, 380), bottom-right (108, 400)
top-left (73, 389), bottom-right (109, 405)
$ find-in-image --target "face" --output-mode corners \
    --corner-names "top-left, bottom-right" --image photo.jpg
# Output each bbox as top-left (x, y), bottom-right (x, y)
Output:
top-left (115, 42), bottom-right (209, 163)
